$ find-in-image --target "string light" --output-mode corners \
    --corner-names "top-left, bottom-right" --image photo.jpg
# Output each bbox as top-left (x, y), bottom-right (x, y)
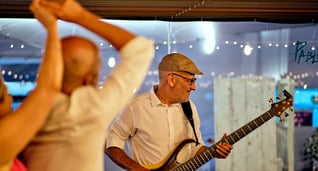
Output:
top-left (1, 39), bottom-right (317, 90)
top-left (172, 0), bottom-right (207, 19)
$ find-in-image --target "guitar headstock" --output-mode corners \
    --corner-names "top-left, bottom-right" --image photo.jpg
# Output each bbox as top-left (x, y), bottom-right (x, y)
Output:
top-left (268, 90), bottom-right (294, 122)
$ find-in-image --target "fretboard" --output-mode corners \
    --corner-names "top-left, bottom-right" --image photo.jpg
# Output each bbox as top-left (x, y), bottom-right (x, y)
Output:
top-left (173, 110), bottom-right (275, 171)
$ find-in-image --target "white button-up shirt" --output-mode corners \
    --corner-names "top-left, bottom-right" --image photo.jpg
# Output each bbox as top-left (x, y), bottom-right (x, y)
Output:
top-left (22, 37), bottom-right (154, 171)
top-left (106, 86), bottom-right (204, 168)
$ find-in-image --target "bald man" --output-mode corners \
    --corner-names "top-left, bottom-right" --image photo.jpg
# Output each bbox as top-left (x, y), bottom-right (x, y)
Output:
top-left (22, 0), bottom-right (154, 171)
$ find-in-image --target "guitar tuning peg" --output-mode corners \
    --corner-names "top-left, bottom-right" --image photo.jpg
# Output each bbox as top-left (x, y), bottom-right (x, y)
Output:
top-left (278, 112), bottom-right (289, 126)
top-left (284, 112), bottom-right (289, 117)
top-left (278, 116), bottom-right (288, 126)
top-left (276, 95), bottom-right (282, 100)
top-left (268, 98), bottom-right (274, 103)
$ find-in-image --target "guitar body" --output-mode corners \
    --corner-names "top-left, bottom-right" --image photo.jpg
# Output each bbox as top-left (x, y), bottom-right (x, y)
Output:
top-left (150, 139), bottom-right (197, 171)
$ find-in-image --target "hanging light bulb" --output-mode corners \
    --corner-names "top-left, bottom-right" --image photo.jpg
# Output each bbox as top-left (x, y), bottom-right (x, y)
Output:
top-left (107, 57), bottom-right (116, 68)
top-left (243, 44), bottom-right (253, 56)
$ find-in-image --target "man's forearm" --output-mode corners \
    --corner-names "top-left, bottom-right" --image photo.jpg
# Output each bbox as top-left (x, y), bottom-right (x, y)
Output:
top-left (106, 147), bottom-right (142, 170)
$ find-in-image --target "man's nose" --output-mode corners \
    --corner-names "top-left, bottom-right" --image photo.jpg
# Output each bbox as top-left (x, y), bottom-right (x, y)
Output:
top-left (190, 83), bottom-right (196, 91)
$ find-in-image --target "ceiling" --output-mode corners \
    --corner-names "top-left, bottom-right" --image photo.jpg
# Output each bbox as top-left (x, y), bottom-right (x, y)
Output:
top-left (1, 0), bottom-right (318, 23)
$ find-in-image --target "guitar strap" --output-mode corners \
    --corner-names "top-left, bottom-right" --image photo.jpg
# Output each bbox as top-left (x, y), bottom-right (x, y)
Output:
top-left (181, 101), bottom-right (200, 146)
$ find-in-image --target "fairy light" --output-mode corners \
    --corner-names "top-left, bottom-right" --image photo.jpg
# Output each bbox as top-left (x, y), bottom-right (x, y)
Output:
top-left (107, 57), bottom-right (116, 68)
top-left (172, 0), bottom-right (206, 18)
top-left (0, 30), bottom-right (316, 90)
top-left (243, 44), bottom-right (253, 56)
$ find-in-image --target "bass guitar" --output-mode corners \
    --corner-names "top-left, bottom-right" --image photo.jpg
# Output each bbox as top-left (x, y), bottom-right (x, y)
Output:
top-left (149, 89), bottom-right (293, 171)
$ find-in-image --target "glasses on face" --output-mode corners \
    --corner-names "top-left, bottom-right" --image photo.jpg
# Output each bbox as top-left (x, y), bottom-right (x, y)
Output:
top-left (172, 73), bottom-right (197, 85)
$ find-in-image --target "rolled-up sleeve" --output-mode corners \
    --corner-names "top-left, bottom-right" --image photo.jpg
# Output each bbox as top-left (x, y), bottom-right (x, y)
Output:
top-left (106, 105), bottom-right (134, 149)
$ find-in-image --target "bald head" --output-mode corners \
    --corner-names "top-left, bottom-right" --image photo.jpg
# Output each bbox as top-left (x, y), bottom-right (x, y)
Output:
top-left (61, 36), bottom-right (101, 93)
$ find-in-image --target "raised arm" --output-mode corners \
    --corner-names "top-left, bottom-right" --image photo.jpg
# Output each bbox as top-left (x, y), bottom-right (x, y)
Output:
top-left (0, 0), bottom-right (63, 164)
top-left (41, 0), bottom-right (154, 119)
top-left (41, 0), bottom-right (136, 50)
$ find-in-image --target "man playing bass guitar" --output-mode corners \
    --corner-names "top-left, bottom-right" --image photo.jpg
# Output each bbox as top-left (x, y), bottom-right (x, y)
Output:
top-left (105, 53), bottom-right (233, 171)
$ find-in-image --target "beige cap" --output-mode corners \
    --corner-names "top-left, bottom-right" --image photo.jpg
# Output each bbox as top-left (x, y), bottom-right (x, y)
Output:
top-left (158, 53), bottom-right (203, 75)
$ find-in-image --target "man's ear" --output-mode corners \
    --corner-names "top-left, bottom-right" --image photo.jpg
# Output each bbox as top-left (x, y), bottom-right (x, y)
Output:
top-left (167, 74), bottom-right (176, 87)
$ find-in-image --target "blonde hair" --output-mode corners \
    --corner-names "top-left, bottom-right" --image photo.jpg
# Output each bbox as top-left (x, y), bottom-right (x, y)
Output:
top-left (0, 76), bottom-right (5, 102)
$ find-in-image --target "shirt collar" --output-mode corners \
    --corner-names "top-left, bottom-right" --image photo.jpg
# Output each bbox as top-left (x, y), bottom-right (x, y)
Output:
top-left (149, 85), bottom-right (162, 106)
top-left (149, 85), bottom-right (180, 107)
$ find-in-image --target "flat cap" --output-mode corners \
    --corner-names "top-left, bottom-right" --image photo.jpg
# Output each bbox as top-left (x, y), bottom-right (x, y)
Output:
top-left (158, 53), bottom-right (203, 75)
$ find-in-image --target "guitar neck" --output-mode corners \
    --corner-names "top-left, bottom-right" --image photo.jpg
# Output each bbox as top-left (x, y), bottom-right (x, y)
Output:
top-left (222, 110), bottom-right (275, 145)
top-left (173, 110), bottom-right (275, 171)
